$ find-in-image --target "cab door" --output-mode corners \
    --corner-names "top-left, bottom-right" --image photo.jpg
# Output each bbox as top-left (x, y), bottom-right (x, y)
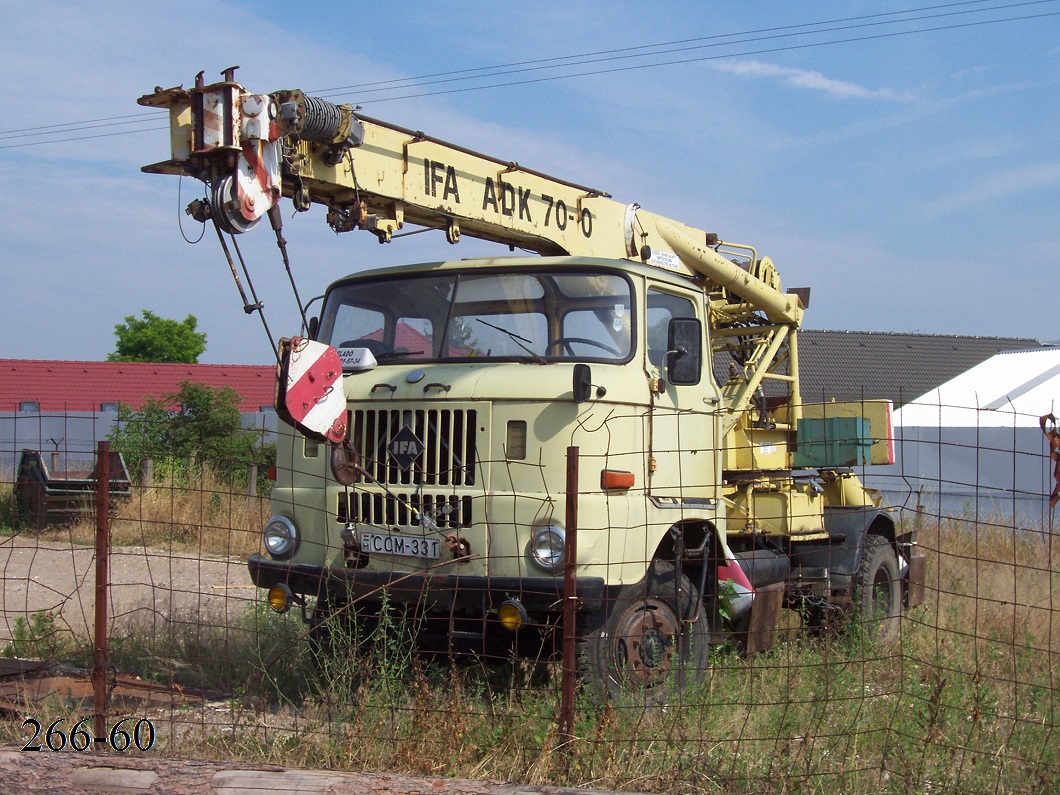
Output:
top-left (644, 287), bottom-right (722, 503)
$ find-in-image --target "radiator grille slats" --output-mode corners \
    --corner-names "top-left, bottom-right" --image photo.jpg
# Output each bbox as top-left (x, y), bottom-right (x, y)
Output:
top-left (337, 406), bottom-right (479, 530)
top-left (352, 408), bottom-right (477, 486)
top-left (337, 491), bottom-right (473, 530)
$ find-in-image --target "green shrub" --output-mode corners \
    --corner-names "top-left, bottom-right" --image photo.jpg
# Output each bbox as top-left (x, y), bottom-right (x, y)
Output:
top-left (106, 602), bottom-right (310, 701)
top-left (0, 482), bottom-right (16, 532)
top-left (2, 611), bottom-right (81, 662)
top-left (108, 380), bottom-right (274, 489)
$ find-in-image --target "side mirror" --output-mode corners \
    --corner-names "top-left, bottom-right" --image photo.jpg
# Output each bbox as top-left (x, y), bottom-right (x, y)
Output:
top-left (666, 318), bottom-right (702, 386)
top-left (573, 363), bottom-right (592, 403)
top-left (307, 316), bottom-right (320, 340)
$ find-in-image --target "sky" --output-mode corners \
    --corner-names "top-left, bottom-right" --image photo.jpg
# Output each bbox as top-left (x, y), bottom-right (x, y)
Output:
top-left (1, 1), bottom-right (1058, 365)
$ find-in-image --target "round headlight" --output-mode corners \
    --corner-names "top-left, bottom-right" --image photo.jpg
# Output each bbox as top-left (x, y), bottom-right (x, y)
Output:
top-left (267, 583), bottom-right (293, 613)
top-left (528, 524), bottom-right (565, 572)
top-left (498, 599), bottom-right (528, 632)
top-left (263, 515), bottom-right (299, 559)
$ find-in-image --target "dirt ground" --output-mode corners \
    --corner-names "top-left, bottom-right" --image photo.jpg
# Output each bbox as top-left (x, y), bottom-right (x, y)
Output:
top-left (0, 537), bottom-right (256, 646)
top-left (0, 746), bottom-right (643, 794)
top-left (0, 540), bottom-right (650, 794)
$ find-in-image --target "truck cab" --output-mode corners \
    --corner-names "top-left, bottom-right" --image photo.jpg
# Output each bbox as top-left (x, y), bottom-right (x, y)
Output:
top-left (250, 256), bottom-right (727, 651)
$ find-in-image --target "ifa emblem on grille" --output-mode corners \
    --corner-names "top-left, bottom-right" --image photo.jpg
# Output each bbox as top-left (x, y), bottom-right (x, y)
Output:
top-left (388, 426), bottom-right (424, 470)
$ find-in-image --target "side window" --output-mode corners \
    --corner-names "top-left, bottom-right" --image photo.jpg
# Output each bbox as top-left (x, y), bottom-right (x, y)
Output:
top-left (646, 290), bottom-right (696, 369)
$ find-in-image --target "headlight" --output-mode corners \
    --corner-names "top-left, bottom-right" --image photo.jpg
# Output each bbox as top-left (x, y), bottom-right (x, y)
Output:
top-left (528, 524), bottom-right (565, 572)
top-left (263, 515), bottom-right (299, 559)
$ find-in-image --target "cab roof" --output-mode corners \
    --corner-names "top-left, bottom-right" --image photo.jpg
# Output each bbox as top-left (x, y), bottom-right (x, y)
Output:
top-left (328, 255), bottom-right (702, 292)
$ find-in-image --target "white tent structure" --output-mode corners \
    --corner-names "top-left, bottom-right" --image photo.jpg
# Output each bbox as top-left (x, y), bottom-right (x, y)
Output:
top-left (866, 347), bottom-right (1059, 525)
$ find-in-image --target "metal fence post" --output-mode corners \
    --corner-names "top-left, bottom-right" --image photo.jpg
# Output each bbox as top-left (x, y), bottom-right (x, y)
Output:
top-left (559, 445), bottom-right (579, 755)
top-left (93, 441), bottom-right (110, 744)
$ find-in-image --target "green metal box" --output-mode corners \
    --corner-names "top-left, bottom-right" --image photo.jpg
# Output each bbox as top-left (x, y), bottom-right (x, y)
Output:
top-left (793, 416), bottom-right (872, 468)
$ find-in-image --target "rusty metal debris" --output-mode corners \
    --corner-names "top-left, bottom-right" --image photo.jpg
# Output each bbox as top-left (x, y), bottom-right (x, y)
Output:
top-left (1042, 413), bottom-right (1060, 510)
top-left (15, 448), bottom-right (130, 529)
top-left (0, 659), bottom-right (204, 715)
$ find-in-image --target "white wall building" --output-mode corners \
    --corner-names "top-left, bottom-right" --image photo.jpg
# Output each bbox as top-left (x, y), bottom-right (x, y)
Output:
top-left (866, 347), bottom-right (1059, 527)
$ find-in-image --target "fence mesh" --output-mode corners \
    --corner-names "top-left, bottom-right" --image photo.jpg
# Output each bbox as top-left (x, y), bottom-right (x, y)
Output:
top-left (0, 404), bottom-right (1056, 794)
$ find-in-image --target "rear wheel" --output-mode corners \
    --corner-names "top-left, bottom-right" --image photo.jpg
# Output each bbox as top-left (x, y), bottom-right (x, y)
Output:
top-left (854, 534), bottom-right (901, 647)
top-left (580, 560), bottom-right (709, 703)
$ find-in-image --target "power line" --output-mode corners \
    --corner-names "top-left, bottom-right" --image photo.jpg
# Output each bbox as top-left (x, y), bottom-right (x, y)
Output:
top-left (1, 0), bottom-right (1047, 141)
top-left (310, 0), bottom-right (1046, 98)
top-left (0, 126), bottom-right (170, 150)
top-left (346, 8), bottom-right (1060, 108)
top-left (0, 1), bottom-right (1054, 150)
top-left (317, 0), bottom-right (1059, 104)
top-left (0, 111), bottom-right (169, 138)
top-left (0, 116), bottom-right (167, 142)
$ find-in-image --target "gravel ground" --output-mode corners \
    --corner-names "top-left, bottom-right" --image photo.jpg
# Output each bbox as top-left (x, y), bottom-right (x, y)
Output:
top-left (1, 540), bottom-right (645, 795)
top-left (0, 537), bottom-right (256, 646)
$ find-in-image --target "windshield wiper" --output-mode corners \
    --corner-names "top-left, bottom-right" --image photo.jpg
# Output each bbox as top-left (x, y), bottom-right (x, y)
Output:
top-left (475, 319), bottom-right (547, 364)
top-left (375, 350), bottom-right (424, 361)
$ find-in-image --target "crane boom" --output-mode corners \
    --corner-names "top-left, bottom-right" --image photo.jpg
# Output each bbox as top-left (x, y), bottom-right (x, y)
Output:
top-left (138, 75), bottom-right (801, 327)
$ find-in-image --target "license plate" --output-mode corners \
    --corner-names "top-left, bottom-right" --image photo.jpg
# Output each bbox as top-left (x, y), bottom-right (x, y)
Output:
top-left (360, 531), bottom-right (441, 560)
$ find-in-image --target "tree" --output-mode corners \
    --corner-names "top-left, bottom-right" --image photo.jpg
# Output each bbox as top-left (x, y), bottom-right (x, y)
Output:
top-left (108, 380), bottom-right (274, 489)
top-left (108, 310), bottom-right (207, 364)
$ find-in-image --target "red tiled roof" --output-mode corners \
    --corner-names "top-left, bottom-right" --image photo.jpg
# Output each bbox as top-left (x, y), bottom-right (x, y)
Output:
top-left (359, 323), bottom-right (433, 352)
top-left (0, 359), bottom-right (276, 413)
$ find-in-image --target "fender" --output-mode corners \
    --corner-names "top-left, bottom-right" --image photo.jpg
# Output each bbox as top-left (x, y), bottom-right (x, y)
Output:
top-left (788, 506), bottom-right (896, 581)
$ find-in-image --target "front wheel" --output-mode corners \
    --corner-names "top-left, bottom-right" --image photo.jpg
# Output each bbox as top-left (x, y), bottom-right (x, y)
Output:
top-left (579, 561), bottom-right (710, 703)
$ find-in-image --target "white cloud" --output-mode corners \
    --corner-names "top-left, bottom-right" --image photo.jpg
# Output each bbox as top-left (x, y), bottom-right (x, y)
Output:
top-left (951, 65), bottom-right (991, 81)
top-left (922, 162), bottom-right (1060, 215)
top-left (711, 59), bottom-right (914, 101)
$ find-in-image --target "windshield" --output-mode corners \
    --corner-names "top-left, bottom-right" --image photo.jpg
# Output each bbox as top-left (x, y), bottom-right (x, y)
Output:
top-left (318, 268), bottom-right (633, 363)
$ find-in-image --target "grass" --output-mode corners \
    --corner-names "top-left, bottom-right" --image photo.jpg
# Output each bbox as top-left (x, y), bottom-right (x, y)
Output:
top-left (2, 610), bottom-right (85, 663)
top-left (1, 468), bottom-right (268, 557)
top-left (0, 481), bottom-right (16, 534)
top-left (129, 608), bottom-right (1053, 794)
top-left (191, 515), bottom-right (1060, 792)
top-left (0, 483), bottom-right (1056, 792)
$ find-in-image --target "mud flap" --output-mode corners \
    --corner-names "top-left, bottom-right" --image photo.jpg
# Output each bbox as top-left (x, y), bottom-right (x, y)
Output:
top-left (743, 582), bottom-right (785, 654)
top-left (905, 552), bottom-right (928, 608)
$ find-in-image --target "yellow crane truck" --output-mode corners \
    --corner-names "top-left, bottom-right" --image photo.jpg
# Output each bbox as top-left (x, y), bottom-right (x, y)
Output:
top-left (140, 69), bottom-right (925, 700)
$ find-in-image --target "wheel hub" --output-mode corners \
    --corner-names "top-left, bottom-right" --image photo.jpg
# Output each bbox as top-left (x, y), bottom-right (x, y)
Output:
top-left (639, 627), bottom-right (668, 668)
top-left (612, 596), bottom-right (682, 687)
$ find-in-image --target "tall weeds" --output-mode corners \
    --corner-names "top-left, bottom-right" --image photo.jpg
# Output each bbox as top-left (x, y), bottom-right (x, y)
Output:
top-left (118, 517), bottom-right (1052, 793)
top-left (1, 502), bottom-right (1055, 793)
top-left (11, 466), bottom-right (268, 558)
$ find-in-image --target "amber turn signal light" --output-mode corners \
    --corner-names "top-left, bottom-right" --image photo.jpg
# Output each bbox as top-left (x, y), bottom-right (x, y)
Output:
top-left (600, 469), bottom-right (635, 490)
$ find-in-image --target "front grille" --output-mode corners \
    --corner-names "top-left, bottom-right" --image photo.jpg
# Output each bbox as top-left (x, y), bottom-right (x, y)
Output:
top-left (338, 491), bottom-right (472, 530)
top-left (351, 408), bottom-right (477, 486)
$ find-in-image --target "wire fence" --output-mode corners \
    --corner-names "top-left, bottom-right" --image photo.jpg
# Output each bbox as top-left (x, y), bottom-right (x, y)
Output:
top-left (0, 405), bottom-right (1056, 794)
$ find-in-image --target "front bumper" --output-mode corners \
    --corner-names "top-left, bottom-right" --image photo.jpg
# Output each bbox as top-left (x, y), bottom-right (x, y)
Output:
top-left (247, 553), bottom-right (606, 615)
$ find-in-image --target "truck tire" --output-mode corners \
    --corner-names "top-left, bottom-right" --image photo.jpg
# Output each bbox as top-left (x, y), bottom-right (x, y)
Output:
top-left (854, 534), bottom-right (901, 647)
top-left (579, 560), bottom-right (709, 703)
